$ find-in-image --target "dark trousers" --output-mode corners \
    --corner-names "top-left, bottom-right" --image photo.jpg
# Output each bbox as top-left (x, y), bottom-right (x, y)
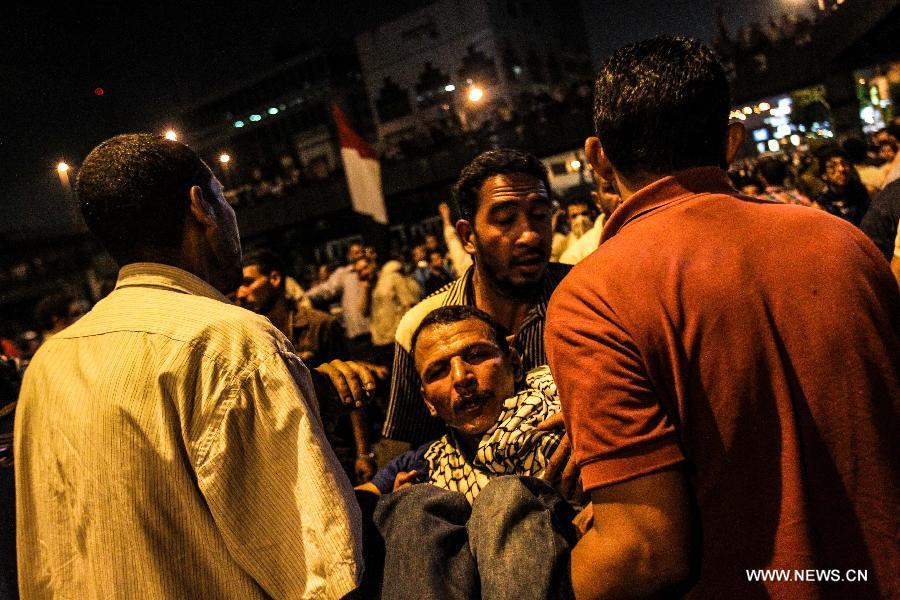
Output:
top-left (371, 476), bottom-right (576, 600)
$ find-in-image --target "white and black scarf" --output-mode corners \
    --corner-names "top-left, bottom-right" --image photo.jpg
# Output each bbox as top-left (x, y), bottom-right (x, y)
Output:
top-left (423, 366), bottom-right (562, 503)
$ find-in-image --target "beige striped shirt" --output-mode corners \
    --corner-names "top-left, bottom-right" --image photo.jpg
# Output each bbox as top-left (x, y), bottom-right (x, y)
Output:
top-left (15, 263), bottom-right (362, 599)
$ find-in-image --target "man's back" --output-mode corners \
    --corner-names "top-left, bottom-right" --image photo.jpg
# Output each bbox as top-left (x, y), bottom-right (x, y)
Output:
top-left (16, 264), bottom-right (361, 599)
top-left (549, 170), bottom-right (900, 598)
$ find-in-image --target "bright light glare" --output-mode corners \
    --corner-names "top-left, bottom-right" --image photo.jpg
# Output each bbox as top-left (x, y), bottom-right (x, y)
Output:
top-left (758, 102), bottom-right (771, 111)
top-left (268, 107), bottom-right (278, 115)
top-left (445, 84), bottom-right (456, 92)
top-left (234, 120), bottom-right (245, 128)
top-left (570, 160), bottom-right (582, 170)
top-left (219, 153), bottom-right (231, 164)
top-left (468, 86), bottom-right (484, 102)
top-left (57, 162), bottom-right (70, 173)
top-left (164, 130), bottom-right (178, 141)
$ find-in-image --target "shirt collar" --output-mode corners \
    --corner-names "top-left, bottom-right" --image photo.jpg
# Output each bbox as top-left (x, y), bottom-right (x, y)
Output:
top-left (600, 167), bottom-right (735, 243)
top-left (114, 262), bottom-right (230, 303)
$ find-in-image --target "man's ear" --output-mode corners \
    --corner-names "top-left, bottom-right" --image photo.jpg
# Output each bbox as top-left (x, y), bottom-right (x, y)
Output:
top-left (508, 348), bottom-right (523, 383)
top-left (456, 219), bottom-right (477, 255)
top-left (189, 185), bottom-right (216, 228)
top-left (725, 121), bottom-right (746, 165)
top-left (421, 387), bottom-right (439, 417)
top-left (270, 270), bottom-right (283, 288)
top-left (585, 136), bottom-right (614, 183)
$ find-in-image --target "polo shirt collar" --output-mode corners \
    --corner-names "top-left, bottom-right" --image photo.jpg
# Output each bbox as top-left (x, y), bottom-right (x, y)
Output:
top-left (600, 167), bottom-right (735, 243)
top-left (115, 262), bottom-right (230, 303)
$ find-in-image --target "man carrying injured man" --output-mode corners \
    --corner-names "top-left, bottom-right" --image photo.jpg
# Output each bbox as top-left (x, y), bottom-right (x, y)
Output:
top-left (357, 305), bottom-right (579, 600)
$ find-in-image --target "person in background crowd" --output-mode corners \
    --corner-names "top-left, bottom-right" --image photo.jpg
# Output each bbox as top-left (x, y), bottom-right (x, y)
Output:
top-left (861, 179), bottom-right (900, 286)
top-left (550, 195), bottom-right (597, 262)
top-left (843, 137), bottom-right (886, 197)
top-left (359, 306), bottom-right (576, 600)
top-left (878, 122), bottom-right (900, 188)
top-left (383, 148), bottom-right (570, 448)
top-left (358, 251), bottom-right (422, 370)
top-left (15, 133), bottom-right (371, 599)
top-left (546, 36), bottom-right (899, 599)
top-left (438, 201), bottom-right (473, 277)
top-left (423, 249), bottom-right (453, 295)
top-left (236, 248), bottom-right (381, 484)
top-left (410, 242), bottom-right (431, 293)
top-left (33, 292), bottom-right (85, 343)
top-left (306, 242), bottom-right (375, 362)
top-left (557, 180), bottom-right (621, 265)
top-left (816, 147), bottom-right (870, 226)
top-left (755, 156), bottom-right (813, 206)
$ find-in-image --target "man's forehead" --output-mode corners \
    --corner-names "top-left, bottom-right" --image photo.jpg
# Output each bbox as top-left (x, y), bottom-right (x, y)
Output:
top-left (479, 173), bottom-right (548, 203)
top-left (415, 319), bottom-right (496, 364)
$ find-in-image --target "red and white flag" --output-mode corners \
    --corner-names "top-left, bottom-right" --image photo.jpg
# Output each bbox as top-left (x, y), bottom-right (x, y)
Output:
top-left (332, 103), bottom-right (388, 224)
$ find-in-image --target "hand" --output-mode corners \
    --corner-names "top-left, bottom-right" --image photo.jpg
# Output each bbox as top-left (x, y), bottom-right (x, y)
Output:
top-left (312, 359), bottom-right (386, 410)
top-left (438, 202), bottom-right (452, 225)
top-left (355, 455), bottom-right (378, 484)
top-left (393, 470), bottom-right (420, 492)
top-left (538, 413), bottom-right (583, 503)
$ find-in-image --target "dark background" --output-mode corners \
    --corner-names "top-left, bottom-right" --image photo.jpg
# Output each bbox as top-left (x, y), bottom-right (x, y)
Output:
top-left (0, 0), bottom-right (794, 239)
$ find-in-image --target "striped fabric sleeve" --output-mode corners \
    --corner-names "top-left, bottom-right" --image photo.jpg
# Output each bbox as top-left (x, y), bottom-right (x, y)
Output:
top-left (382, 342), bottom-right (444, 444)
top-left (196, 349), bottom-right (362, 600)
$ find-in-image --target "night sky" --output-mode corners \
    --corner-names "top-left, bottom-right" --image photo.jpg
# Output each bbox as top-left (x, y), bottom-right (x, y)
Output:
top-left (1, 0), bottom-right (798, 241)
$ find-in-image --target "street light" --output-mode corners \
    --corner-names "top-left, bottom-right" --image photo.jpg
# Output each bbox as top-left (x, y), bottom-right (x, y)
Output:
top-left (164, 129), bottom-right (178, 141)
top-left (57, 161), bottom-right (70, 173)
top-left (219, 153), bottom-right (231, 165)
top-left (467, 86), bottom-right (485, 103)
top-left (570, 159), bottom-right (582, 170)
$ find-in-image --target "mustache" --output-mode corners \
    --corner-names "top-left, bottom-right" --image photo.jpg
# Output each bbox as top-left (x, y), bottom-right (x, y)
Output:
top-left (509, 249), bottom-right (548, 264)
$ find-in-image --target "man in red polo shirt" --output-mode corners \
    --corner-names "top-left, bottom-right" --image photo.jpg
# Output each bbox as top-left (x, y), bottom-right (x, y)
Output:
top-left (545, 36), bottom-right (900, 599)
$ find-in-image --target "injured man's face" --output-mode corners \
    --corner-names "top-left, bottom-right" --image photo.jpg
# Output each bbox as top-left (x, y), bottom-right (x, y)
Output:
top-left (414, 316), bottom-right (521, 442)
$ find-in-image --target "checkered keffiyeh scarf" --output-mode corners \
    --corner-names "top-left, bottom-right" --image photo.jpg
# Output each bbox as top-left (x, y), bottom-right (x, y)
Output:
top-left (423, 366), bottom-right (562, 503)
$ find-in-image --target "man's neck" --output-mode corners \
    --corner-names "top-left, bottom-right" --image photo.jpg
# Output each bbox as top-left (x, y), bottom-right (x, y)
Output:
top-left (472, 269), bottom-right (534, 334)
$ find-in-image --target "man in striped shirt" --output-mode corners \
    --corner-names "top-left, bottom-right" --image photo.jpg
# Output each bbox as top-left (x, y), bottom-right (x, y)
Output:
top-left (15, 134), bottom-right (367, 599)
top-left (383, 149), bottom-right (570, 446)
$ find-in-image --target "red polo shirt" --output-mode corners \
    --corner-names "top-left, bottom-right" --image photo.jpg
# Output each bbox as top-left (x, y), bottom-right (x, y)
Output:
top-left (546, 167), bottom-right (900, 599)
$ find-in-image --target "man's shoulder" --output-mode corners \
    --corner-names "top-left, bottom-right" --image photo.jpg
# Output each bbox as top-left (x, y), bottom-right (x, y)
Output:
top-left (394, 282), bottom-right (459, 351)
top-left (64, 291), bottom-right (287, 369)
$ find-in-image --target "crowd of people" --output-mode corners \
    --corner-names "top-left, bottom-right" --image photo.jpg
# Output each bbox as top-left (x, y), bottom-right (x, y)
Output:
top-left (2, 35), bottom-right (899, 599)
top-left (219, 79), bottom-right (594, 207)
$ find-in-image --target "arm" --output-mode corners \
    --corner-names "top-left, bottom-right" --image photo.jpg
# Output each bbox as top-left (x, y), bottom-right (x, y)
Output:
top-left (572, 469), bottom-right (694, 599)
top-left (351, 408), bottom-right (376, 483)
top-left (195, 350), bottom-right (362, 600)
top-left (440, 203), bottom-right (473, 278)
top-left (306, 267), bottom-right (344, 305)
top-left (545, 275), bottom-right (692, 599)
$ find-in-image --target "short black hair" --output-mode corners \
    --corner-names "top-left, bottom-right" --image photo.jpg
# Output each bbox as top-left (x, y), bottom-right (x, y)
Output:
top-left (34, 292), bottom-right (76, 331)
top-left (410, 305), bottom-right (510, 362)
top-left (451, 149), bottom-right (550, 221)
top-left (243, 248), bottom-right (286, 285)
top-left (593, 35), bottom-right (731, 180)
top-left (756, 157), bottom-right (788, 186)
top-left (76, 133), bottom-right (214, 265)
